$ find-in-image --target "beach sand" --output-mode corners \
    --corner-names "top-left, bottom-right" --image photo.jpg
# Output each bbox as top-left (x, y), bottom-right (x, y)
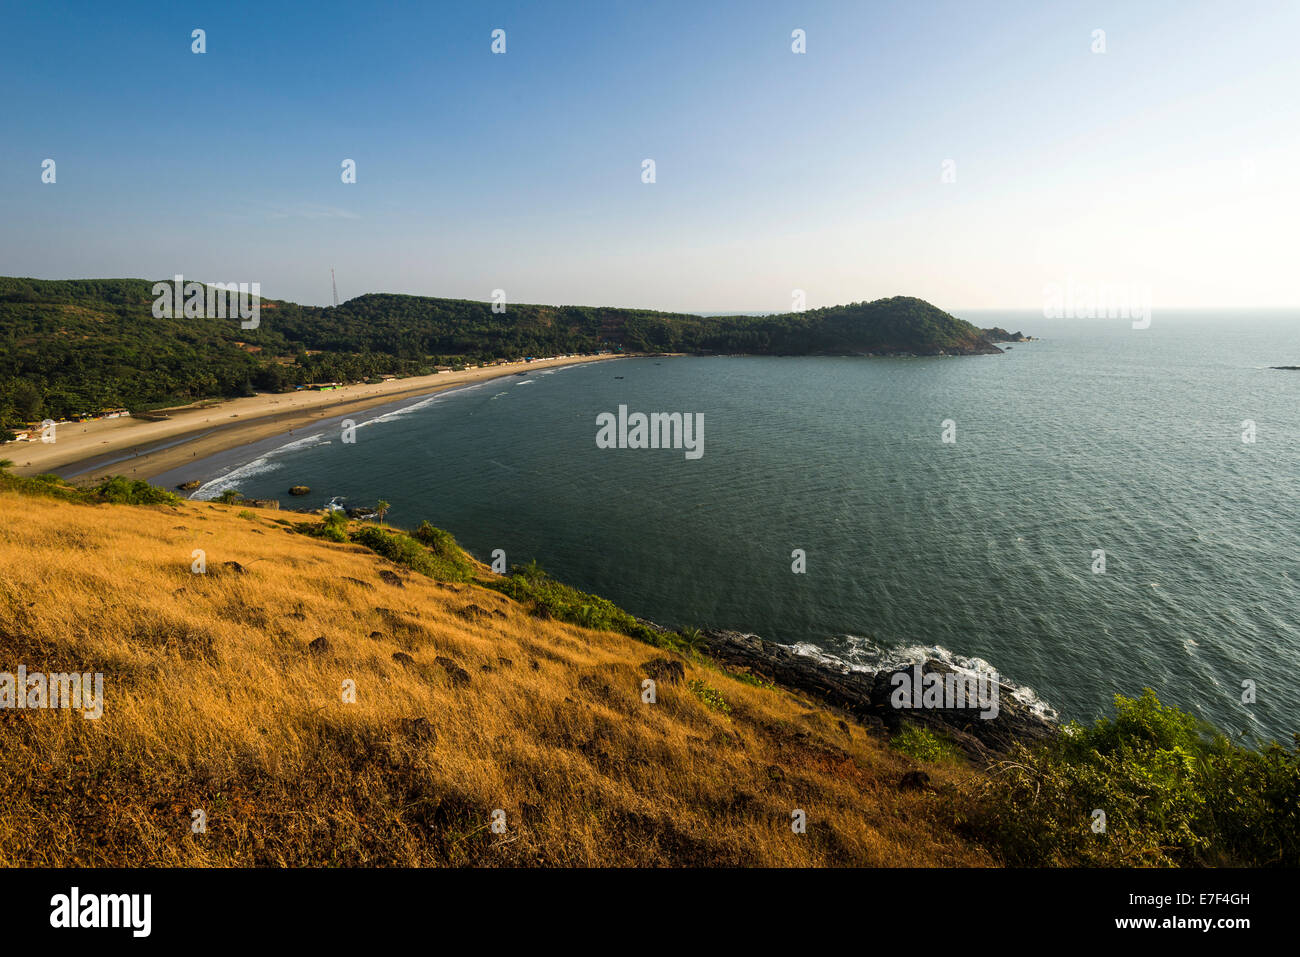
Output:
top-left (7, 355), bottom-right (621, 485)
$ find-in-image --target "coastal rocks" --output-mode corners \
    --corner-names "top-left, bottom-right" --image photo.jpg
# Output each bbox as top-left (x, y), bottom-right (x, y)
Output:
top-left (699, 629), bottom-right (1055, 761)
top-left (288, 486), bottom-right (311, 496)
top-left (177, 480), bottom-right (201, 491)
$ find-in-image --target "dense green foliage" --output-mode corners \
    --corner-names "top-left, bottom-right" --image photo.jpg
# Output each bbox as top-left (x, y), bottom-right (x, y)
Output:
top-left (968, 689), bottom-right (1300, 866)
top-left (0, 277), bottom-right (997, 432)
top-left (0, 461), bottom-right (180, 506)
top-left (891, 724), bottom-right (963, 764)
top-left (350, 523), bottom-right (477, 582)
top-left (293, 511), bottom-right (476, 581)
top-left (486, 559), bottom-right (685, 651)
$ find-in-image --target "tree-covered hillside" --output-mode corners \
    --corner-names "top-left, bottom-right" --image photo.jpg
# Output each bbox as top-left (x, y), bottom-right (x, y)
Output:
top-left (0, 277), bottom-right (999, 432)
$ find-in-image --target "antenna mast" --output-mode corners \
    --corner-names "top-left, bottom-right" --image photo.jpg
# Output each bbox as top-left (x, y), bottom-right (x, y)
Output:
top-left (331, 268), bottom-right (339, 308)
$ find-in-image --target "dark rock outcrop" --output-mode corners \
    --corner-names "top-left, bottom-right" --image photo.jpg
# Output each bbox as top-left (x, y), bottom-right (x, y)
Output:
top-left (435, 656), bottom-right (471, 686)
top-left (399, 716), bottom-right (436, 743)
top-left (640, 657), bottom-right (686, 685)
top-left (700, 629), bottom-right (1055, 761)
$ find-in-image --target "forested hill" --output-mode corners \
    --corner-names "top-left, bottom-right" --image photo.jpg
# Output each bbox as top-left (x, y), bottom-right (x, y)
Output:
top-left (0, 277), bottom-right (1000, 430)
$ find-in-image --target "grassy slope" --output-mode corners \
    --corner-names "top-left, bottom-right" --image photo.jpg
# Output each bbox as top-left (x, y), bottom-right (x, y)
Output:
top-left (0, 490), bottom-right (989, 867)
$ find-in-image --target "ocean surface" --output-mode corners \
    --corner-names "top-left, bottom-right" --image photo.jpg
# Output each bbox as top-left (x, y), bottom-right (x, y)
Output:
top-left (174, 311), bottom-right (1300, 740)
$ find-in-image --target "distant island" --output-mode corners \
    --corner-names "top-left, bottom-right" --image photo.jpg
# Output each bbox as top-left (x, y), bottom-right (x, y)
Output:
top-left (980, 327), bottom-right (1037, 343)
top-left (0, 277), bottom-right (1013, 436)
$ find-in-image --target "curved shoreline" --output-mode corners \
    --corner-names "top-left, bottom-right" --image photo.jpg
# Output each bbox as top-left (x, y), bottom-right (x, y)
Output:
top-left (8, 355), bottom-right (623, 486)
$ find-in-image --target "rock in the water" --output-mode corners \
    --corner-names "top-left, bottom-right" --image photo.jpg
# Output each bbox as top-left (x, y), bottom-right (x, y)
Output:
top-left (699, 629), bottom-right (1055, 761)
top-left (288, 485), bottom-right (311, 495)
top-left (177, 480), bottom-right (201, 491)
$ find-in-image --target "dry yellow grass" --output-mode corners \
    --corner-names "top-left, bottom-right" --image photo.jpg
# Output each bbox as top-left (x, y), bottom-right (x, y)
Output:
top-left (0, 490), bottom-right (992, 866)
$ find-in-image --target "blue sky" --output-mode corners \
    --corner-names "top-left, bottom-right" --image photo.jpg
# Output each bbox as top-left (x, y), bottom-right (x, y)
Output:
top-left (2, 0), bottom-right (1297, 311)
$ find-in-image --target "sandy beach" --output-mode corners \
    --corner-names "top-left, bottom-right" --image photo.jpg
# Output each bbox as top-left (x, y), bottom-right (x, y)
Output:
top-left (6, 355), bottom-right (621, 485)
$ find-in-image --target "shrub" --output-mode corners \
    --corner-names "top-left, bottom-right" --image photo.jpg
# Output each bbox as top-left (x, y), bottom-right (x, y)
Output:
top-left (967, 689), bottom-right (1300, 866)
top-left (688, 679), bottom-right (731, 715)
top-left (319, 509), bottom-right (350, 542)
top-left (93, 476), bottom-right (180, 506)
top-left (350, 524), bottom-right (474, 582)
top-left (485, 561), bottom-right (679, 650)
top-left (891, 724), bottom-right (962, 764)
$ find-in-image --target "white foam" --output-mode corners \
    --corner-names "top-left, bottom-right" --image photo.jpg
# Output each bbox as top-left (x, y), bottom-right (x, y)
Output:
top-left (785, 635), bottom-right (1059, 721)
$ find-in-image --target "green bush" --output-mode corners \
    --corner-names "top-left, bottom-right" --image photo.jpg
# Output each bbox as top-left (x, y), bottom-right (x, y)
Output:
top-left (891, 724), bottom-right (962, 764)
top-left (969, 689), bottom-right (1300, 866)
top-left (0, 464), bottom-right (179, 506)
top-left (485, 561), bottom-right (679, 650)
top-left (92, 476), bottom-right (180, 506)
top-left (350, 524), bottom-right (474, 581)
top-left (688, 678), bottom-right (731, 715)
top-left (319, 509), bottom-right (350, 542)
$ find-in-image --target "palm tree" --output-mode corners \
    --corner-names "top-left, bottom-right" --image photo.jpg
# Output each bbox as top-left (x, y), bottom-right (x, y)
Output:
top-left (679, 627), bottom-right (706, 653)
top-left (375, 500), bottom-right (390, 523)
